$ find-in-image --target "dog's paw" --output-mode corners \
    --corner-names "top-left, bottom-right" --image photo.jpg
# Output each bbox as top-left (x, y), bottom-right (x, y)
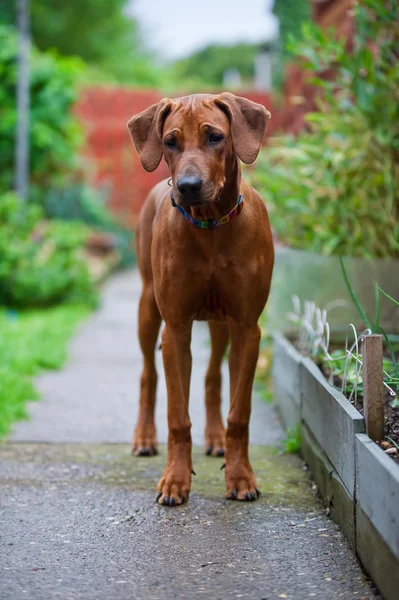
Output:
top-left (131, 427), bottom-right (158, 457)
top-left (132, 445), bottom-right (158, 457)
top-left (225, 466), bottom-right (260, 501)
top-left (155, 468), bottom-right (191, 506)
top-left (205, 427), bottom-right (226, 457)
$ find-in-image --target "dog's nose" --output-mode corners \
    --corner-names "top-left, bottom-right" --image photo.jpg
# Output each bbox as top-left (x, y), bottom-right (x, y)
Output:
top-left (176, 176), bottom-right (203, 196)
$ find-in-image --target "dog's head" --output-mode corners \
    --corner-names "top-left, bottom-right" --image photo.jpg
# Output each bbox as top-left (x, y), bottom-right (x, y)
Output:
top-left (127, 93), bottom-right (270, 207)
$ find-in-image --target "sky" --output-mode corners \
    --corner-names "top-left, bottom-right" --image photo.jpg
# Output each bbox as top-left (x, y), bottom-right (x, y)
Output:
top-left (128, 0), bottom-right (279, 60)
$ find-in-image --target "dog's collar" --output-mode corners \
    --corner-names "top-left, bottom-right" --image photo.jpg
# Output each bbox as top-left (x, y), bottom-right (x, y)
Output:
top-left (170, 194), bottom-right (244, 229)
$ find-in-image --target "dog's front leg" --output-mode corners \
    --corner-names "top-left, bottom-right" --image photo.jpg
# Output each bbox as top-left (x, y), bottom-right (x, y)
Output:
top-left (225, 323), bottom-right (261, 501)
top-left (156, 322), bottom-right (193, 506)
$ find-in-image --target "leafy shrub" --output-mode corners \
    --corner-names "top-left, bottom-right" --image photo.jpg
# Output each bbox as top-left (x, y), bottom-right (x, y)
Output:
top-left (0, 25), bottom-right (83, 197)
top-left (250, 0), bottom-right (399, 259)
top-left (0, 192), bottom-right (97, 308)
top-left (42, 184), bottom-right (135, 267)
top-left (1, 1), bottom-right (162, 86)
top-left (273, 0), bottom-right (310, 59)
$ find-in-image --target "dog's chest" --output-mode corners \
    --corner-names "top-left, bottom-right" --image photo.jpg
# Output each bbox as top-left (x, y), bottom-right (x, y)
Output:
top-left (194, 283), bottom-right (226, 321)
top-left (191, 250), bottom-right (270, 322)
top-left (193, 264), bottom-right (250, 322)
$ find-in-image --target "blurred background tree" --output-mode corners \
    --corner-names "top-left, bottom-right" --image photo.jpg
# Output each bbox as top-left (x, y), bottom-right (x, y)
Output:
top-left (169, 42), bottom-right (262, 89)
top-left (0, 25), bottom-right (83, 197)
top-left (273, 0), bottom-right (310, 56)
top-left (0, 0), bottom-right (160, 84)
top-left (271, 0), bottom-right (310, 90)
top-left (166, 0), bottom-right (312, 91)
top-left (0, 14), bottom-right (135, 312)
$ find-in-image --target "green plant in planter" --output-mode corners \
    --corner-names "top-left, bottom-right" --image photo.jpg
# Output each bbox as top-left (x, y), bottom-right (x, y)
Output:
top-left (250, 0), bottom-right (399, 259)
top-left (323, 348), bottom-right (395, 397)
top-left (339, 257), bottom-right (399, 399)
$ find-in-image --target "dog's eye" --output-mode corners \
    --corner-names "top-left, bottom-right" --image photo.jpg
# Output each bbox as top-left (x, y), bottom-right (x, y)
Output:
top-left (208, 133), bottom-right (224, 145)
top-left (164, 137), bottom-right (177, 149)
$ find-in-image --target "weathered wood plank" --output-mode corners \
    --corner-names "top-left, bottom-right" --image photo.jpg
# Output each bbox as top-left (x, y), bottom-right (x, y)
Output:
top-left (272, 333), bottom-right (302, 406)
top-left (274, 379), bottom-right (301, 430)
top-left (301, 357), bottom-right (365, 495)
top-left (356, 505), bottom-right (399, 600)
top-left (301, 423), bottom-right (332, 505)
top-left (362, 335), bottom-right (384, 442)
top-left (356, 433), bottom-right (399, 559)
top-left (330, 470), bottom-right (356, 549)
top-left (301, 423), bottom-right (355, 547)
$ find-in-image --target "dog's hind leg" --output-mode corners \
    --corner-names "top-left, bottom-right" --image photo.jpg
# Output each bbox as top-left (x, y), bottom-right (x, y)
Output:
top-left (204, 321), bottom-right (229, 457)
top-left (132, 283), bottom-right (161, 456)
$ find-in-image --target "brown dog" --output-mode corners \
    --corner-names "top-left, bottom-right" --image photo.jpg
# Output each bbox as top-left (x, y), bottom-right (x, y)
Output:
top-left (127, 93), bottom-right (274, 506)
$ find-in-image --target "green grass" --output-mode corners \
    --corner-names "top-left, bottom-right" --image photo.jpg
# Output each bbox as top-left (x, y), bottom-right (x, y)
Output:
top-left (0, 304), bottom-right (90, 439)
top-left (282, 425), bottom-right (301, 454)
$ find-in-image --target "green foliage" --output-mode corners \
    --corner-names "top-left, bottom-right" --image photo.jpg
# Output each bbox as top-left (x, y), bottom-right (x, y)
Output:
top-left (42, 184), bottom-right (136, 267)
top-left (273, 0), bottom-right (310, 56)
top-left (339, 257), bottom-right (374, 331)
top-left (254, 381), bottom-right (274, 404)
top-left (250, 0), bottom-right (399, 259)
top-left (377, 286), bottom-right (399, 310)
top-left (322, 348), bottom-right (396, 397)
top-left (0, 192), bottom-right (98, 308)
top-left (169, 43), bottom-right (262, 89)
top-left (1, 0), bottom-right (159, 85)
top-left (339, 257), bottom-right (399, 394)
top-left (0, 25), bottom-right (83, 197)
top-left (282, 425), bottom-right (301, 454)
top-left (0, 304), bottom-right (89, 439)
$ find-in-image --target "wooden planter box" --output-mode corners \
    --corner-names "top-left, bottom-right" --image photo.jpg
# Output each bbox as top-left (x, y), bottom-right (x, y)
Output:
top-left (355, 434), bottom-right (399, 600)
top-left (272, 334), bottom-right (399, 599)
top-left (301, 356), bottom-right (365, 546)
top-left (272, 333), bottom-right (302, 429)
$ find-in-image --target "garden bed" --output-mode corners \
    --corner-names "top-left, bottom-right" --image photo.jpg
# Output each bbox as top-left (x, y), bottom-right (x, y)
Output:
top-left (319, 354), bottom-right (399, 465)
top-left (345, 390), bottom-right (398, 465)
top-left (268, 249), bottom-right (399, 335)
top-left (272, 333), bottom-right (399, 600)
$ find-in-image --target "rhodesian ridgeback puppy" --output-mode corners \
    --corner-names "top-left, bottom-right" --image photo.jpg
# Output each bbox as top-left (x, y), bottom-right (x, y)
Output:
top-left (127, 93), bottom-right (274, 506)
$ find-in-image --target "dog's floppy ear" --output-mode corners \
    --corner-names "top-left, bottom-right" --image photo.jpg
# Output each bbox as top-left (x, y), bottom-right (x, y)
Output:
top-left (214, 92), bottom-right (271, 164)
top-left (127, 99), bottom-right (173, 172)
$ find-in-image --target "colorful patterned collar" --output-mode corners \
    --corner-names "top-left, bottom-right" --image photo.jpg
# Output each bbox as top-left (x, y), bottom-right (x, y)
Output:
top-left (170, 194), bottom-right (244, 229)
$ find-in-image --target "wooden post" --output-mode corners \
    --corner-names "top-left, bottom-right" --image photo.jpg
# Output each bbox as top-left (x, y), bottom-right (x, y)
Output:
top-left (362, 334), bottom-right (384, 442)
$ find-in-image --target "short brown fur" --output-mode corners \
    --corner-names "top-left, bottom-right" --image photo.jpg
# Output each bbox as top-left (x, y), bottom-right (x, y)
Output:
top-left (127, 93), bottom-right (274, 505)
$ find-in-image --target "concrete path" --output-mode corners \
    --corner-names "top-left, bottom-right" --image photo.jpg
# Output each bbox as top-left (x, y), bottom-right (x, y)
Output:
top-left (10, 270), bottom-right (282, 446)
top-left (1, 270), bottom-right (379, 600)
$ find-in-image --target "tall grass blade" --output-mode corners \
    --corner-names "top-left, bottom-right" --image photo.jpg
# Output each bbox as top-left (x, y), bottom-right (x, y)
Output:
top-left (376, 285), bottom-right (399, 308)
top-left (386, 436), bottom-right (399, 452)
top-left (339, 256), bottom-right (372, 331)
top-left (380, 325), bottom-right (399, 381)
top-left (374, 282), bottom-right (380, 332)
